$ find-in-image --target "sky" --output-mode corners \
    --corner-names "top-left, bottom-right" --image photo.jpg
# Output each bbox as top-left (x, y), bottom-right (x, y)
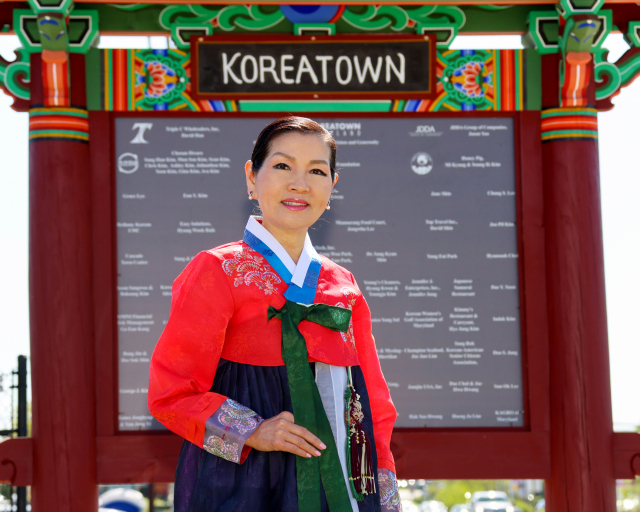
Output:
top-left (0, 33), bottom-right (638, 430)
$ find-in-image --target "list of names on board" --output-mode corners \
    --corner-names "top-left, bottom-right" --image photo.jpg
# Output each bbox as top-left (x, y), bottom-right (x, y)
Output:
top-left (115, 116), bottom-right (523, 431)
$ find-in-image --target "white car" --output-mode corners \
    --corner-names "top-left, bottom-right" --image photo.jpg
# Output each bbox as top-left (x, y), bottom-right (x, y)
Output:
top-left (401, 501), bottom-right (421, 512)
top-left (470, 491), bottom-right (515, 512)
top-left (99, 488), bottom-right (146, 512)
top-left (0, 496), bottom-right (11, 512)
top-left (419, 501), bottom-right (448, 512)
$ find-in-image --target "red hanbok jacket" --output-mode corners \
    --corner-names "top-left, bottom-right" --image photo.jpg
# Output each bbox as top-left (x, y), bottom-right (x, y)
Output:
top-left (148, 239), bottom-right (398, 473)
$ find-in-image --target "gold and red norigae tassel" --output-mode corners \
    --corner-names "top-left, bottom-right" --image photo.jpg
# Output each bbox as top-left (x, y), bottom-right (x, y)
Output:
top-left (345, 369), bottom-right (376, 501)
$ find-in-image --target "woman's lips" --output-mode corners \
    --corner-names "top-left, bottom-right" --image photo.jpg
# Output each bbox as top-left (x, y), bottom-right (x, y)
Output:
top-left (281, 199), bottom-right (309, 211)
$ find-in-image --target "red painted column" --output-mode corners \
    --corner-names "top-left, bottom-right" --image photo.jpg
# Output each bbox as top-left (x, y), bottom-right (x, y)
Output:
top-left (541, 53), bottom-right (616, 512)
top-left (28, 52), bottom-right (98, 511)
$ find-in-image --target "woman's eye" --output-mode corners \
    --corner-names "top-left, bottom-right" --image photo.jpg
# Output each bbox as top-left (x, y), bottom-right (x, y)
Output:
top-left (274, 162), bottom-right (290, 170)
top-left (311, 168), bottom-right (328, 176)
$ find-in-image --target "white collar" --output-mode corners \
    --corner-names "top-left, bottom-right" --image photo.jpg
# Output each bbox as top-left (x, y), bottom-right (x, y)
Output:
top-left (245, 216), bottom-right (317, 288)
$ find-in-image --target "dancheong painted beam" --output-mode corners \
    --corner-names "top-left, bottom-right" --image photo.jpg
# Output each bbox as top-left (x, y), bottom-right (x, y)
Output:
top-left (2, 3), bottom-right (639, 113)
top-left (87, 47), bottom-right (532, 112)
top-left (15, 0), bottom-right (640, 5)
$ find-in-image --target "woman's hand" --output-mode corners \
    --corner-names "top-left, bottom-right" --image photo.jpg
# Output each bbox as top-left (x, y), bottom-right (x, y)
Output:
top-left (245, 411), bottom-right (326, 458)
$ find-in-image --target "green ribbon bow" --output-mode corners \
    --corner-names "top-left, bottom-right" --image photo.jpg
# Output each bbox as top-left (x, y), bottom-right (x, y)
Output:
top-left (268, 300), bottom-right (354, 512)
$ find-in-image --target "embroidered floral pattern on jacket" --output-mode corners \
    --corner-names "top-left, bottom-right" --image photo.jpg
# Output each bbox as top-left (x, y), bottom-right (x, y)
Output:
top-left (203, 434), bottom-right (240, 463)
top-left (203, 398), bottom-right (264, 464)
top-left (378, 468), bottom-right (402, 511)
top-left (218, 400), bottom-right (263, 435)
top-left (336, 287), bottom-right (358, 348)
top-left (222, 247), bottom-right (282, 295)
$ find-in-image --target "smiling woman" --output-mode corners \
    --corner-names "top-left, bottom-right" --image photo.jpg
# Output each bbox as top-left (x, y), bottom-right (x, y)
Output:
top-left (148, 116), bottom-right (403, 512)
top-left (245, 117), bottom-right (337, 261)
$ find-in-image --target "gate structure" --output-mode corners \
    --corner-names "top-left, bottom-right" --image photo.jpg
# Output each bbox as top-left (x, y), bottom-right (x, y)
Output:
top-left (0, 0), bottom-right (640, 511)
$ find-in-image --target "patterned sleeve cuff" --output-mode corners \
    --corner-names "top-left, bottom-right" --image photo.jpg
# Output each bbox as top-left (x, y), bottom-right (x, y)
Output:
top-left (203, 398), bottom-right (264, 464)
top-left (378, 468), bottom-right (402, 512)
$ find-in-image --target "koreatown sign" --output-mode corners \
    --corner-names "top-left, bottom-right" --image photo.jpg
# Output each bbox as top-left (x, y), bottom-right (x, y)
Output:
top-left (192, 35), bottom-right (435, 100)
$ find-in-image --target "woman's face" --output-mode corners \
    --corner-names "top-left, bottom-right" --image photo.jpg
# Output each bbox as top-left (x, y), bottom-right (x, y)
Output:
top-left (245, 132), bottom-right (337, 235)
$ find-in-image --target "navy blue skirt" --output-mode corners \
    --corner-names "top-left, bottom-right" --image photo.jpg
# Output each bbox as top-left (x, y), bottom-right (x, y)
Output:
top-left (174, 359), bottom-right (381, 512)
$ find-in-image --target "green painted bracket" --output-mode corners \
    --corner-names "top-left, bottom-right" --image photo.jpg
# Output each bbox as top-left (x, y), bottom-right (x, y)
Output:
top-left (416, 23), bottom-right (458, 48)
top-left (171, 22), bottom-right (213, 50)
top-left (411, 5), bottom-right (465, 48)
top-left (414, 7), bottom-right (465, 48)
top-left (341, 6), bottom-right (408, 32)
top-left (595, 38), bottom-right (640, 101)
top-left (216, 5), bottom-right (285, 31)
top-left (0, 46), bottom-right (31, 101)
top-left (159, 4), bottom-right (217, 47)
top-left (616, 49), bottom-right (640, 88)
top-left (525, 9), bottom-right (610, 54)
top-left (593, 15), bottom-right (638, 101)
top-left (161, 4), bottom-right (287, 47)
top-left (525, 11), bottom-right (560, 53)
top-left (294, 23), bottom-right (336, 36)
top-left (626, 22), bottom-right (640, 48)
top-left (13, 8), bottom-right (99, 54)
top-left (159, 5), bottom-right (221, 32)
top-left (594, 48), bottom-right (621, 100)
top-left (339, 5), bottom-right (464, 42)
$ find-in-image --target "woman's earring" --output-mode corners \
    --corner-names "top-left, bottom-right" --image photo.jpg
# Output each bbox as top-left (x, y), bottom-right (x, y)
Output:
top-left (248, 191), bottom-right (253, 200)
top-left (326, 200), bottom-right (331, 210)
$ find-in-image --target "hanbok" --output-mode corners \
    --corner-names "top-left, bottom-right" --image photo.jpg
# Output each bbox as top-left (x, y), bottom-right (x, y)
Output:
top-left (148, 217), bottom-right (402, 512)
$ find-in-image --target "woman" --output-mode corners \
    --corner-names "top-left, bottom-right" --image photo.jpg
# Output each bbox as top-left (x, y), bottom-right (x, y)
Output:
top-left (148, 116), bottom-right (402, 512)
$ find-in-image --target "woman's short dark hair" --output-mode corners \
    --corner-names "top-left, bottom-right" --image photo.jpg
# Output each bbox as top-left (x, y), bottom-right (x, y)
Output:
top-left (251, 116), bottom-right (337, 181)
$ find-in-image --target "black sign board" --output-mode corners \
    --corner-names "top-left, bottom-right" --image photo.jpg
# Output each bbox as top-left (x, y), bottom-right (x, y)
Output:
top-left (192, 35), bottom-right (435, 100)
